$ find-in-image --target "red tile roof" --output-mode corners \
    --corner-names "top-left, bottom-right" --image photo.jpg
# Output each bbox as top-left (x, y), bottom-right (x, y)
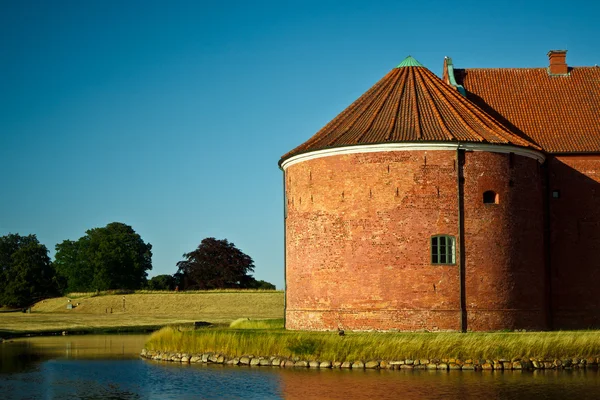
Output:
top-left (454, 66), bottom-right (600, 153)
top-left (281, 61), bottom-right (539, 163)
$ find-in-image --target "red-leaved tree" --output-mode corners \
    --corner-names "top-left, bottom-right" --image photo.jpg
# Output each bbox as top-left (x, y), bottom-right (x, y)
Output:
top-left (175, 238), bottom-right (255, 290)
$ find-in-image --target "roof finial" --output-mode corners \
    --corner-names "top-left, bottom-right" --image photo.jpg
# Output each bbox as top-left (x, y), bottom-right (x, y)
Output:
top-left (396, 55), bottom-right (424, 68)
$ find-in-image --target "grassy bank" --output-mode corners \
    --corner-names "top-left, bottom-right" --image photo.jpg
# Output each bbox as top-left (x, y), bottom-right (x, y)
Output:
top-left (0, 291), bottom-right (283, 337)
top-left (145, 323), bottom-right (600, 362)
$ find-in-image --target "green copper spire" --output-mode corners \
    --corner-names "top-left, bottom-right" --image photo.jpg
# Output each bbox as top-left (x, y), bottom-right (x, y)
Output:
top-left (395, 55), bottom-right (424, 68)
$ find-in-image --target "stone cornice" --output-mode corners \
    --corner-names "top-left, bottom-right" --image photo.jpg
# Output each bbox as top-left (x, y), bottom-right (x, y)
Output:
top-left (280, 142), bottom-right (545, 170)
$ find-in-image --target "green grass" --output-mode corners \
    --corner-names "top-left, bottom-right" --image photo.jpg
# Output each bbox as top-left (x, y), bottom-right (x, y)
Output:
top-left (1, 292), bottom-right (284, 337)
top-left (66, 289), bottom-right (282, 298)
top-left (229, 318), bottom-right (284, 329)
top-left (145, 324), bottom-right (600, 362)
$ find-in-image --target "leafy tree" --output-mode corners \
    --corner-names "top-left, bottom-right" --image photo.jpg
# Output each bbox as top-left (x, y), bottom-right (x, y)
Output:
top-left (176, 238), bottom-right (255, 290)
top-left (54, 222), bottom-right (152, 292)
top-left (245, 278), bottom-right (276, 290)
top-left (145, 274), bottom-right (177, 290)
top-left (54, 239), bottom-right (92, 293)
top-left (0, 234), bottom-right (57, 307)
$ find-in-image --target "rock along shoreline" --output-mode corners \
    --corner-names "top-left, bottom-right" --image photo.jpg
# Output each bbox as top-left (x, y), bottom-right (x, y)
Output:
top-left (140, 349), bottom-right (600, 371)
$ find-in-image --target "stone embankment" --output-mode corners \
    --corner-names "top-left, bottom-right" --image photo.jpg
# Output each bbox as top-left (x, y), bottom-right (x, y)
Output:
top-left (140, 349), bottom-right (600, 371)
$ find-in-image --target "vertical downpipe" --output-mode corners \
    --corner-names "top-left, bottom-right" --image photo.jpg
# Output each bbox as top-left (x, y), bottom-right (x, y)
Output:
top-left (543, 161), bottom-right (553, 330)
top-left (457, 147), bottom-right (467, 332)
top-left (282, 168), bottom-right (287, 329)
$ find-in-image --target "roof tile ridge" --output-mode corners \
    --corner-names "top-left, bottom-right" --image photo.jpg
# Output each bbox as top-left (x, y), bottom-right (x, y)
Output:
top-left (301, 70), bottom-right (398, 150)
top-left (385, 68), bottom-right (409, 141)
top-left (428, 69), bottom-right (539, 147)
top-left (326, 69), bottom-right (402, 146)
top-left (420, 69), bottom-right (487, 142)
top-left (436, 71), bottom-right (539, 148)
top-left (409, 68), bottom-right (422, 139)
top-left (413, 68), bottom-right (455, 141)
top-left (351, 67), bottom-right (406, 144)
top-left (333, 71), bottom-right (404, 142)
top-left (452, 92), bottom-right (512, 143)
top-left (402, 69), bottom-right (420, 140)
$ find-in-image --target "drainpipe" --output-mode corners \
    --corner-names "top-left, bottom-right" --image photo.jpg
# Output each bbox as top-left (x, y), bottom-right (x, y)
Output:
top-left (282, 169), bottom-right (287, 329)
top-left (457, 146), bottom-right (467, 332)
top-left (543, 160), bottom-right (553, 330)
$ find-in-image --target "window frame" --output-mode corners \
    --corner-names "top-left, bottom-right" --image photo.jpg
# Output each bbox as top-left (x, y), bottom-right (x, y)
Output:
top-left (430, 235), bottom-right (456, 265)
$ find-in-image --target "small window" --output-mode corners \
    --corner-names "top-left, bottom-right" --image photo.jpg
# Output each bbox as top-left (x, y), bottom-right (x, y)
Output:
top-left (552, 190), bottom-right (560, 199)
top-left (431, 235), bottom-right (456, 264)
top-left (483, 190), bottom-right (499, 204)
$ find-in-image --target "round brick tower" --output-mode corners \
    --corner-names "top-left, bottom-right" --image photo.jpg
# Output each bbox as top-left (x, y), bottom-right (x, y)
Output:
top-left (280, 56), bottom-right (548, 332)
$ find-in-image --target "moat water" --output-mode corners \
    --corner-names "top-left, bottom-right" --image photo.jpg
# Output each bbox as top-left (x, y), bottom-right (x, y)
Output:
top-left (1, 334), bottom-right (600, 399)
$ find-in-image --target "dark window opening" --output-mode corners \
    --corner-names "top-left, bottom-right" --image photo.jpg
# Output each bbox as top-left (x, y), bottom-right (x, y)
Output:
top-left (431, 235), bottom-right (456, 264)
top-left (483, 190), bottom-right (499, 204)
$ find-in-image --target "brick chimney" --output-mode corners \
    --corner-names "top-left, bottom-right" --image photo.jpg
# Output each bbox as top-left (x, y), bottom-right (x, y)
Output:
top-left (547, 50), bottom-right (568, 75)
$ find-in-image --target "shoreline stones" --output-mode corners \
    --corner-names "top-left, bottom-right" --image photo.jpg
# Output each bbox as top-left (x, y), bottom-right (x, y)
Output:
top-left (140, 350), bottom-right (600, 372)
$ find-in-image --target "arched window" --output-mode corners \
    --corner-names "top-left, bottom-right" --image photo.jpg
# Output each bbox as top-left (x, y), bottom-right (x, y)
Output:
top-left (483, 190), bottom-right (499, 204)
top-left (431, 235), bottom-right (456, 264)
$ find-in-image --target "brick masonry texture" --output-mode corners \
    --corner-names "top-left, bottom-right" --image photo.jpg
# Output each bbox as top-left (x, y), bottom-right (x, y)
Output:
top-left (549, 155), bottom-right (600, 329)
top-left (462, 151), bottom-right (546, 331)
top-left (284, 150), bottom-right (547, 331)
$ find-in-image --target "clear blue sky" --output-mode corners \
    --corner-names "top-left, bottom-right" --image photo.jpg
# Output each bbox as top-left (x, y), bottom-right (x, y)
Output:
top-left (1, 0), bottom-right (598, 289)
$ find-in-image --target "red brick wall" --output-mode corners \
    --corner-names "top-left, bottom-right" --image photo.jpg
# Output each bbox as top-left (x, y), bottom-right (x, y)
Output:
top-left (285, 150), bottom-right (460, 331)
top-left (284, 149), bottom-right (547, 331)
top-left (462, 152), bottom-right (546, 330)
top-left (549, 155), bottom-right (600, 329)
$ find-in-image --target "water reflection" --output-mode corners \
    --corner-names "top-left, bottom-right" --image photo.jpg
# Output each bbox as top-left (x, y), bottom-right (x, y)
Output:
top-left (278, 367), bottom-right (600, 399)
top-left (0, 341), bottom-right (45, 374)
top-left (1, 336), bottom-right (600, 399)
top-left (0, 334), bottom-right (146, 374)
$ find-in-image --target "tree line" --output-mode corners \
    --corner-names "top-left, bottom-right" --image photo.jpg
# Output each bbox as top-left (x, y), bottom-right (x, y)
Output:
top-left (0, 222), bottom-right (275, 308)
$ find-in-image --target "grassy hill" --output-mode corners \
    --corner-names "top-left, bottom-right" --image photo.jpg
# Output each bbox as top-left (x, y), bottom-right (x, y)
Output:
top-left (0, 291), bottom-right (284, 336)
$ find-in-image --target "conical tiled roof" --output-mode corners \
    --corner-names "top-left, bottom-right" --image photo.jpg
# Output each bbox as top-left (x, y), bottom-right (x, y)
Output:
top-left (280, 57), bottom-right (540, 163)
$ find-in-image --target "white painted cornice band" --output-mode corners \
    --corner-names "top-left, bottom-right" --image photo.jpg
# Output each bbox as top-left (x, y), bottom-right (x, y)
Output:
top-left (280, 143), bottom-right (545, 170)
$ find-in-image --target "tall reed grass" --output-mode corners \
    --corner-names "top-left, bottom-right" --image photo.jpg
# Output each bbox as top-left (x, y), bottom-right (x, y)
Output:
top-left (145, 326), bottom-right (600, 362)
